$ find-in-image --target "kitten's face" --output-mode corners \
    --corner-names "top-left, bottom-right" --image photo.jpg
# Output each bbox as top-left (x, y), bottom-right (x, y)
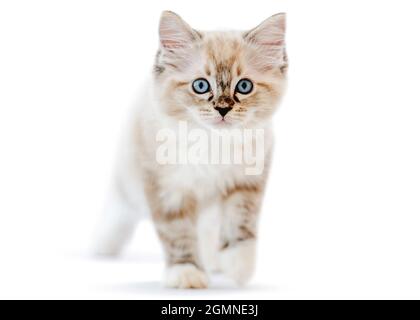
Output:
top-left (154, 12), bottom-right (287, 128)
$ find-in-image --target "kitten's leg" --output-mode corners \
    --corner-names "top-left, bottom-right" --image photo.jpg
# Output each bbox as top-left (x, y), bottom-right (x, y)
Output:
top-left (198, 202), bottom-right (222, 273)
top-left (92, 185), bottom-right (139, 256)
top-left (150, 192), bottom-right (208, 289)
top-left (220, 188), bottom-right (262, 285)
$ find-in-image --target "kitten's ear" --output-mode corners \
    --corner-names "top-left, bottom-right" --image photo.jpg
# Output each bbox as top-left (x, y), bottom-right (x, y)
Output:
top-left (159, 11), bottom-right (201, 50)
top-left (244, 13), bottom-right (287, 71)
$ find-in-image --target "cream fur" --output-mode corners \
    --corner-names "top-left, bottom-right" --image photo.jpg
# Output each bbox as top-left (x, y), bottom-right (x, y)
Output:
top-left (93, 11), bottom-right (287, 289)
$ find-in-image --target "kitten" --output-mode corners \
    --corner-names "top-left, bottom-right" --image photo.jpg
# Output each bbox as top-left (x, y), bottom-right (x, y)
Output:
top-left (94, 11), bottom-right (287, 289)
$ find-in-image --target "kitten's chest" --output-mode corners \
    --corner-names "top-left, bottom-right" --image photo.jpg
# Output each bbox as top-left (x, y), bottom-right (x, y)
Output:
top-left (162, 162), bottom-right (246, 199)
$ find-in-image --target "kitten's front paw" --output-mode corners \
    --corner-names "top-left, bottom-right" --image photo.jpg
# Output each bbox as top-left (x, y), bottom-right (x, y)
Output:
top-left (220, 240), bottom-right (256, 286)
top-left (165, 263), bottom-right (209, 289)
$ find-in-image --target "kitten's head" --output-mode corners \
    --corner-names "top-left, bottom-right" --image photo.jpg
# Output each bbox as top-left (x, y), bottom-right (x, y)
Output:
top-left (154, 11), bottom-right (287, 128)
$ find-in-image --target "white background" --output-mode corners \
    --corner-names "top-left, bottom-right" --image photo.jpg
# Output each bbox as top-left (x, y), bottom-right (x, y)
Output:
top-left (1, 0), bottom-right (419, 299)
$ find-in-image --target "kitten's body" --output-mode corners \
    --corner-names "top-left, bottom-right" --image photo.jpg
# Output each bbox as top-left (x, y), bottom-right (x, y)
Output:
top-left (94, 12), bottom-right (287, 289)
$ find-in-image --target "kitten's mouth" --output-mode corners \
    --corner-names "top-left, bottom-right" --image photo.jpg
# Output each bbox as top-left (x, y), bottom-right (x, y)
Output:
top-left (213, 118), bottom-right (232, 127)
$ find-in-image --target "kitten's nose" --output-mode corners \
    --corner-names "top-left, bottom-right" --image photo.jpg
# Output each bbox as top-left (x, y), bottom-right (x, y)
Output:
top-left (215, 106), bottom-right (232, 117)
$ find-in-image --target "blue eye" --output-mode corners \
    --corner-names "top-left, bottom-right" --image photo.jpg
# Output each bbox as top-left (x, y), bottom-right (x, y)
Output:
top-left (192, 78), bottom-right (210, 94)
top-left (236, 79), bottom-right (253, 94)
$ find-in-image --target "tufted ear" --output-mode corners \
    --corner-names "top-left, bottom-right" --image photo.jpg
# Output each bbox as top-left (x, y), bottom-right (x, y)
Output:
top-left (159, 11), bottom-right (201, 50)
top-left (244, 13), bottom-right (287, 71)
top-left (157, 11), bottom-right (202, 72)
